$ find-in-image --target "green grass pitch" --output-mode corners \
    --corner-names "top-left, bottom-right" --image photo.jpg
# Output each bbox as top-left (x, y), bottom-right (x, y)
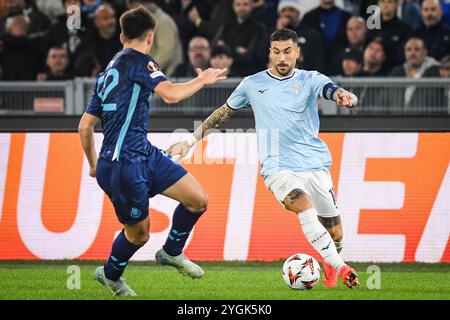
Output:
top-left (0, 261), bottom-right (449, 300)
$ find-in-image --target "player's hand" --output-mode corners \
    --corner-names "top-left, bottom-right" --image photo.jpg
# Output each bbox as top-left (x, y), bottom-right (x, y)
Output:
top-left (88, 158), bottom-right (97, 178)
top-left (166, 141), bottom-right (192, 162)
top-left (335, 89), bottom-right (358, 108)
top-left (196, 67), bottom-right (228, 86)
top-left (89, 166), bottom-right (96, 178)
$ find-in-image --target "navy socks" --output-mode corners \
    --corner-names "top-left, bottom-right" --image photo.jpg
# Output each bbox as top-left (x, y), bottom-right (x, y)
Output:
top-left (104, 204), bottom-right (205, 280)
top-left (104, 229), bottom-right (142, 281)
top-left (163, 204), bottom-right (205, 256)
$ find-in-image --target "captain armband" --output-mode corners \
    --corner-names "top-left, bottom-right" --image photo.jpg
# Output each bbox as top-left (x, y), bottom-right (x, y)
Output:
top-left (322, 83), bottom-right (341, 101)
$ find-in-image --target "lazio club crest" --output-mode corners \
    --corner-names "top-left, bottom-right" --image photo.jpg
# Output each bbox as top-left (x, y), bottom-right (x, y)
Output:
top-left (290, 84), bottom-right (300, 94)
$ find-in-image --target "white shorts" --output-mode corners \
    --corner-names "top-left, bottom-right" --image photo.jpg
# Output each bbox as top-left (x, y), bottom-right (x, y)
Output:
top-left (264, 169), bottom-right (340, 218)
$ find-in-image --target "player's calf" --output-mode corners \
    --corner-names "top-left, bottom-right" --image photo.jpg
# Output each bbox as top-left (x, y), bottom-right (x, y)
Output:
top-left (158, 174), bottom-right (207, 277)
top-left (283, 189), bottom-right (347, 274)
top-left (334, 240), bottom-right (344, 254)
top-left (321, 221), bottom-right (343, 288)
top-left (100, 217), bottom-right (150, 285)
top-left (162, 203), bottom-right (205, 257)
top-left (318, 216), bottom-right (343, 245)
top-left (157, 203), bottom-right (206, 279)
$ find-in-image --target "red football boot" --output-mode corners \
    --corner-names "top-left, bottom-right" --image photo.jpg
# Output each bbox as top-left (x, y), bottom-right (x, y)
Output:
top-left (338, 265), bottom-right (360, 289)
top-left (322, 262), bottom-right (338, 287)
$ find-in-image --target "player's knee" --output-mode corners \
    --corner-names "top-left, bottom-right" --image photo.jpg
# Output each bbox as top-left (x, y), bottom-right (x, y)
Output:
top-left (328, 223), bottom-right (343, 242)
top-left (126, 230), bottom-right (150, 246)
top-left (136, 233), bottom-right (150, 246)
top-left (331, 229), bottom-right (343, 242)
top-left (283, 188), bottom-right (313, 212)
top-left (185, 191), bottom-right (208, 213)
top-left (141, 234), bottom-right (150, 246)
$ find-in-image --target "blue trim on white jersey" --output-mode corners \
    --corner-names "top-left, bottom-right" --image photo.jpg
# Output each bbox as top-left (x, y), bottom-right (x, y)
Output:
top-left (112, 83), bottom-right (141, 161)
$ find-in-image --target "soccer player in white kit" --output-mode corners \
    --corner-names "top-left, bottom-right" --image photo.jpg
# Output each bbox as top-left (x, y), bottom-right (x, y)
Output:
top-left (168, 29), bottom-right (360, 288)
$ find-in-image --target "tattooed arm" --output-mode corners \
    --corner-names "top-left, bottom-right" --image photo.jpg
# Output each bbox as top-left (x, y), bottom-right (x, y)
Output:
top-left (167, 104), bottom-right (235, 160)
top-left (192, 104), bottom-right (235, 140)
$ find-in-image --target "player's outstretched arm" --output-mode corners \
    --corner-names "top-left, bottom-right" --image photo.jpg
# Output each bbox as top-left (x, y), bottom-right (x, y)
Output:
top-left (154, 68), bottom-right (228, 104)
top-left (167, 103), bottom-right (235, 160)
top-left (78, 112), bottom-right (100, 177)
top-left (333, 88), bottom-right (358, 108)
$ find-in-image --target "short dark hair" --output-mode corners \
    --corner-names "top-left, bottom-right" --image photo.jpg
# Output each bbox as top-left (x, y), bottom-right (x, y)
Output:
top-left (366, 37), bottom-right (386, 53)
top-left (405, 36), bottom-right (426, 49)
top-left (211, 45), bottom-right (232, 58)
top-left (48, 46), bottom-right (68, 55)
top-left (270, 29), bottom-right (299, 46)
top-left (119, 6), bottom-right (156, 41)
top-left (341, 48), bottom-right (363, 65)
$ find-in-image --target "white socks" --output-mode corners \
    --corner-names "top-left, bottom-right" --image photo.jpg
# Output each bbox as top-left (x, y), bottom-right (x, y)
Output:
top-left (335, 240), bottom-right (344, 254)
top-left (298, 208), bottom-right (345, 271)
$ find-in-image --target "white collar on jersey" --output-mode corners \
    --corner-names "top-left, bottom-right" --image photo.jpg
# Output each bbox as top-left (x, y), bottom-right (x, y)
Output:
top-left (266, 68), bottom-right (296, 81)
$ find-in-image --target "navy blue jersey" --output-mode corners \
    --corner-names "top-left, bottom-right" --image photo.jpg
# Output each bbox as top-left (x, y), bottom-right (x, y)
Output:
top-left (86, 48), bottom-right (167, 163)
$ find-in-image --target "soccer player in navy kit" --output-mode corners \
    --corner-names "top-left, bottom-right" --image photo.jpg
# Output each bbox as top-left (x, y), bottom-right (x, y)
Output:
top-left (78, 6), bottom-right (227, 297)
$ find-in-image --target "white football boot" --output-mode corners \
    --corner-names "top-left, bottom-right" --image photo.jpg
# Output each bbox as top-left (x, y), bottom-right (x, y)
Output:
top-left (155, 248), bottom-right (204, 279)
top-left (94, 266), bottom-right (137, 297)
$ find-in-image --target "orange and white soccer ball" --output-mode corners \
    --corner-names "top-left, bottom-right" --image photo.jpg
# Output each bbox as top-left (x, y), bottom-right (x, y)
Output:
top-left (282, 253), bottom-right (321, 290)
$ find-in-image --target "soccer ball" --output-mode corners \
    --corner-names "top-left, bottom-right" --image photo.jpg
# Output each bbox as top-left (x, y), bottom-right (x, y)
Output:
top-left (282, 253), bottom-right (321, 290)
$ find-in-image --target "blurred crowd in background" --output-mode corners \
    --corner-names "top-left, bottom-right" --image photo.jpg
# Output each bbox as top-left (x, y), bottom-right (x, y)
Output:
top-left (0, 0), bottom-right (449, 82)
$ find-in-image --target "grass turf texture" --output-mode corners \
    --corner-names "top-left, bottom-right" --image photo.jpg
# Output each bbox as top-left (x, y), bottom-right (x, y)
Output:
top-left (0, 261), bottom-right (449, 300)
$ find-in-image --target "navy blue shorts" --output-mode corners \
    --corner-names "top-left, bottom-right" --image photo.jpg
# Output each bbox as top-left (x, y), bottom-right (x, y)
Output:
top-left (96, 146), bottom-right (187, 225)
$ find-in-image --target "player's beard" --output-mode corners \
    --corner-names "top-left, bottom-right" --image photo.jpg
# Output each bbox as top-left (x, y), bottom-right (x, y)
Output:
top-left (275, 63), bottom-right (293, 77)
